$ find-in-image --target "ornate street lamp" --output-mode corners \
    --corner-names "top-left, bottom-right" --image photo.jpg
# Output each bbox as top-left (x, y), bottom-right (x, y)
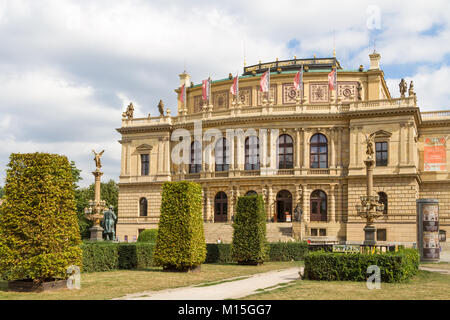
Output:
top-left (356, 133), bottom-right (384, 246)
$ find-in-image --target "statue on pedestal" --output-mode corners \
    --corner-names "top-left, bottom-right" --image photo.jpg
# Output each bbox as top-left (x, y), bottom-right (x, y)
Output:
top-left (294, 203), bottom-right (302, 222)
top-left (363, 133), bottom-right (376, 158)
top-left (92, 150), bottom-right (104, 170)
top-left (408, 81), bottom-right (415, 97)
top-left (158, 100), bottom-right (165, 117)
top-left (122, 103), bottom-right (134, 120)
top-left (101, 205), bottom-right (117, 241)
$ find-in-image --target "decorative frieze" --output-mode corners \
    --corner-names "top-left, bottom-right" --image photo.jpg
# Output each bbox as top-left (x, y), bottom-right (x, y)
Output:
top-left (309, 83), bottom-right (329, 103)
top-left (213, 91), bottom-right (229, 110)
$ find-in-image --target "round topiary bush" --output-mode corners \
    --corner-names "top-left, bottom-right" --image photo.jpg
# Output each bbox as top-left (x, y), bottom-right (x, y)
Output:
top-left (0, 153), bottom-right (82, 283)
top-left (137, 229), bottom-right (158, 243)
top-left (231, 194), bottom-right (268, 265)
top-left (153, 181), bottom-right (206, 271)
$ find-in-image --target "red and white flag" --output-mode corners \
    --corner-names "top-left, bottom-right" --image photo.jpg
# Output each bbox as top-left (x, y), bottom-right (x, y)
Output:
top-left (260, 69), bottom-right (270, 92)
top-left (293, 65), bottom-right (303, 91)
top-left (328, 68), bottom-right (337, 91)
top-left (202, 78), bottom-right (211, 101)
top-left (230, 74), bottom-right (239, 96)
top-left (180, 84), bottom-right (186, 104)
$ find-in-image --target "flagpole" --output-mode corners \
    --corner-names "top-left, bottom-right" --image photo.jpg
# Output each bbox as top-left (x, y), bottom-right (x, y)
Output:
top-left (236, 71), bottom-right (239, 104)
top-left (268, 67), bottom-right (271, 103)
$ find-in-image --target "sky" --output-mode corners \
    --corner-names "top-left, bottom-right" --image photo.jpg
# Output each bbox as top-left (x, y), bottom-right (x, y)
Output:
top-left (0, 0), bottom-right (449, 187)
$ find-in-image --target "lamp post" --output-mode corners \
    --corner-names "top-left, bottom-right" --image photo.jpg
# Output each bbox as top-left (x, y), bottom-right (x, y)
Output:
top-left (356, 134), bottom-right (384, 246)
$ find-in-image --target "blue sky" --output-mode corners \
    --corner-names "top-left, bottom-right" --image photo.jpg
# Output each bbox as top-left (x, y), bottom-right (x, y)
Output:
top-left (0, 0), bottom-right (449, 186)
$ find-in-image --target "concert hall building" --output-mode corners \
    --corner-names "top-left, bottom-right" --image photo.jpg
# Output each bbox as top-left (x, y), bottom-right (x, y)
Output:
top-left (115, 53), bottom-right (449, 246)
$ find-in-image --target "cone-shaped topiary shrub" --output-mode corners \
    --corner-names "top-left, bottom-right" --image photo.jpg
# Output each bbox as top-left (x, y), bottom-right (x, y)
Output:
top-left (153, 181), bottom-right (206, 271)
top-left (0, 153), bottom-right (82, 283)
top-left (231, 194), bottom-right (268, 265)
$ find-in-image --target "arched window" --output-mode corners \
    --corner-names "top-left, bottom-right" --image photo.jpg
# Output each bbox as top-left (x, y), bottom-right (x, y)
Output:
top-left (214, 192), bottom-right (228, 222)
top-left (190, 141), bottom-right (202, 173)
top-left (139, 197), bottom-right (148, 217)
top-left (310, 133), bottom-right (328, 168)
top-left (277, 134), bottom-right (293, 169)
top-left (378, 192), bottom-right (388, 214)
top-left (245, 136), bottom-right (260, 170)
top-left (310, 190), bottom-right (327, 221)
top-left (215, 138), bottom-right (230, 172)
top-left (245, 190), bottom-right (257, 196)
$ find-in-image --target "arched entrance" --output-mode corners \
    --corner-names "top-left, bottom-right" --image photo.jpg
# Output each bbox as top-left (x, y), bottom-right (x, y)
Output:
top-left (214, 192), bottom-right (228, 222)
top-left (276, 190), bottom-right (292, 222)
top-left (310, 190), bottom-right (327, 221)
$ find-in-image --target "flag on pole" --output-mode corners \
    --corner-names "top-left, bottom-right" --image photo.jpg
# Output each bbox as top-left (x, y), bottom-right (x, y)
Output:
top-left (180, 84), bottom-right (186, 105)
top-left (202, 78), bottom-right (211, 101)
top-left (328, 67), bottom-right (337, 91)
top-left (230, 74), bottom-right (239, 96)
top-left (260, 69), bottom-right (270, 92)
top-left (294, 65), bottom-right (303, 91)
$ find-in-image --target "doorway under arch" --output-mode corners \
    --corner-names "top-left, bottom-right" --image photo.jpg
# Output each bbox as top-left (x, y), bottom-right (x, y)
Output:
top-left (276, 190), bottom-right (292, 222)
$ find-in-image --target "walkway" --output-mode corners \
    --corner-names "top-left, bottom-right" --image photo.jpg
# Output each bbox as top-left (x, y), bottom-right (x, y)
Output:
top-left (117, 267), bottom-right (302, 300)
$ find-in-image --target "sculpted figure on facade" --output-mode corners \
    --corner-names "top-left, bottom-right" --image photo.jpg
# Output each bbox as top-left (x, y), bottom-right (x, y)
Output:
top-left (158, 99), bottom-right (165, 117)
top-left (408, 81), bottom-right (415, 97)
top-left (399, 79), bottom-right (407, 98)
top-left (122, 103), bottom-right (134, 120)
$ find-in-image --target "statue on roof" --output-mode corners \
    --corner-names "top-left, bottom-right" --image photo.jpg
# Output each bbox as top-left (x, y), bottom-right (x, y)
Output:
top-left (399, 79), bottom-right (407, 98)
top-left (122, 102), bottom-right (134, 120)
top-left (356, 82), bottom-right (362, 100)
top-left (408, 81), bottom-right (415, 97)
top-left (158, 100), bottom-right (165, 116)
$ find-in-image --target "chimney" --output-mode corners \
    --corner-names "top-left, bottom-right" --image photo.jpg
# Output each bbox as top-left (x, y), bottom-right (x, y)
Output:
top-left (369, 52), bottom-right (381, 70)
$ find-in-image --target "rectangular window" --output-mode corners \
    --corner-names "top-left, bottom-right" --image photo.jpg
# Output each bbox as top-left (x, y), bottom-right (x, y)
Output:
top-left (377, 229), bottom-right (387, 241)
top-left (376, 142), bottom-right (388, 166)
top-left (311, 228), bottom-right (318, 236)
top-left (319, 229), bottom-right (327, 236)
top-left (141, 154), bottom-right (150, 175)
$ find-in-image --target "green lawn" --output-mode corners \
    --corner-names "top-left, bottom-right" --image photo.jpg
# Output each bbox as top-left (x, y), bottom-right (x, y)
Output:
top-left (0, 261), bottom-right (298, 300)
top-left (243, 268), bottom-right (450, 300)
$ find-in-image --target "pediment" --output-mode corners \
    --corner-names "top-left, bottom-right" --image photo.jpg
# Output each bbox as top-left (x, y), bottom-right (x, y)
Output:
top-left (136, 144), bottom-right (153, 151)
top-left (373, 130), bottom-right (392, 139)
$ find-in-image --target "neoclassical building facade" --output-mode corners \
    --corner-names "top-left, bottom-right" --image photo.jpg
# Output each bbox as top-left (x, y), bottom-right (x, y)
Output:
top-left (116, 53), bottom-right (450, 246)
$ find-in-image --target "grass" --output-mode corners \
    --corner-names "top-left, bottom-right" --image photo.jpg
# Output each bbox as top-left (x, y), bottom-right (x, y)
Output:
top-left (0, 261), bottom-right (298, 300)
top-left (243, 267), bottom-right (450, 300)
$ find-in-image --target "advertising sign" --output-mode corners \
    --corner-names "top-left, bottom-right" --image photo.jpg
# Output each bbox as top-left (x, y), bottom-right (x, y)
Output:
top-left (424, 137), bottom-right (447, 171)
top-left (417, 199), bottom-right (440, 262)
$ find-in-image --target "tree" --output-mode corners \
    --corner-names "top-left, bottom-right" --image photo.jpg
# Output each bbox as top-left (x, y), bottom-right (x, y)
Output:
top-left (0, 153), bottom-right (82, 282)
top-left (0, 186), bottom-right (4, 198)
top-left (231, 194), bottom-right (268, 265)
top-left (153, 181), bottom-right (206, 271)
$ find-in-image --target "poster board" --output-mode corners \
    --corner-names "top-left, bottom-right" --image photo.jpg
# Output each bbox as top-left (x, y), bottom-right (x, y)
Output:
top-left (424, 137), bottom-right (447, 171)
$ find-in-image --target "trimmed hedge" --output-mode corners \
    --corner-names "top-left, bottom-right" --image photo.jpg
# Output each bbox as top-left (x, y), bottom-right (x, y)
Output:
top-left (137, 229), bottom-right (158, 243)
top-left (0, 153), bottom-right (82, 282)
top-left (81, 241), bottom-right (308, 271)
top-left (231, 195), bottom-right (268, 265)
top-left (153, 182), bottom-right (206, 271)
top-left (81, 242), bottom-right (154, 273)
top-left (304, 249), bottom-right (419, 283)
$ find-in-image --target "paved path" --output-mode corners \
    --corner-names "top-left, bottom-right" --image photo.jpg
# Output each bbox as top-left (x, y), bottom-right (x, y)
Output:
top-left (419, 266), bottom-right (450, 275)
top-left (117, 267), bottom-right (302, 300)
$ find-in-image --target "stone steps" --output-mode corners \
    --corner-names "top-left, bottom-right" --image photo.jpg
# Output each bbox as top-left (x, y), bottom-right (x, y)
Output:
top-left (203, 222), bottom-right (293, 243)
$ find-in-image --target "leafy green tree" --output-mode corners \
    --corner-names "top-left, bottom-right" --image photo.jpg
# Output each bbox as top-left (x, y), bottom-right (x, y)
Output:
top-left (0, 186), bottom-right (4, 198)
top-left (0, 153), bottom-right (82, 282)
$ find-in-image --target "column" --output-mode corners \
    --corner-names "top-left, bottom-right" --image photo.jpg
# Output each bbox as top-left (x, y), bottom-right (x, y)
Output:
top-left (302, 184), bottom-right (308, 222)
top-left (329, 184), bottom-right (336, 222)
top-left (268, 185), bottom-right (274, 221)
top-left (163, 137), bottom-right (170, 174)
top-left (349, 127), bottom-right (356, 167)
top-left (337, 127), bottom-right (342, 167)
top-left (330, 128), bottom-right (336, 168)
top-left (356, 127), bottom-right (362, 166)
top-left (399, 123), bottom-right (406, 165)
top-left (157, 138), bottom-right (163, 174)
top-left (303, 129), bottom-right (309, 170)
top-left (228, 187), bottom-right (234, 222)
top-left (295, 128), bottom-right (301, 170)
top-left (408, 123), bottom-right (415, 165)
top-left (229, 133), bottom-right (235, 171)
top-left (126, 142), bottom-right (131, 175)
top-left (120, 142), bottom-right (126, 176)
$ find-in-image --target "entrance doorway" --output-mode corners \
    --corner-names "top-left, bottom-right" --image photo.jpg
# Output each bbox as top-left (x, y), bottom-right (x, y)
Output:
top-left (214, 192), bottom-right (228, 222)
top-left (276, 190), bottom-right (292, 222)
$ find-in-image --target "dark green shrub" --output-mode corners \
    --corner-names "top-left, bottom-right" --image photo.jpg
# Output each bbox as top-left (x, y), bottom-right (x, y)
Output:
top-left (153, 181), bottom-right (206, 271)
top-left (231, 195), bottom-right (268, 265)
top-left (269, 242), bottom-right (308, 261)
top-left (81, 242), bottom-right (119, 272)
top-left (0, 153), bottom-right (82, 282)
top-left (137, 229), bottom-right (158, 243)
top-left (205, 243), bottom-right (233, 263)
top-left (81, 242), bottom-right (155, 272)
top-left (304, 249), bottom-right (419, 283)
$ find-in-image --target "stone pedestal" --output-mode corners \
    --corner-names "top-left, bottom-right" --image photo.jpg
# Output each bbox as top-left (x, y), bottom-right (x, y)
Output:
top-left (363, 224), bottom-right (376, 246)
top-left (89, 225), bottom-right (104, 241)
